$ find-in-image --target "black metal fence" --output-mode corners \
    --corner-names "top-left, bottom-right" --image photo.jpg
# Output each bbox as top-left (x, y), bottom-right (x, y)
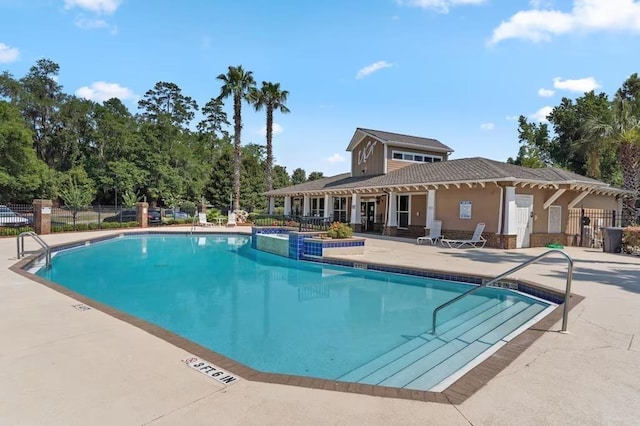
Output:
top-left (567, 208), bottom-right (638, 247)
top-left (0, 203), bottom-right (34, 236)
top-left (250, 214), bottom-right (335, 232)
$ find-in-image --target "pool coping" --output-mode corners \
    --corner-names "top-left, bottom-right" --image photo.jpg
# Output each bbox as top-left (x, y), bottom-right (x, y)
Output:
top-left (9, 231), bottom-right (585, 405)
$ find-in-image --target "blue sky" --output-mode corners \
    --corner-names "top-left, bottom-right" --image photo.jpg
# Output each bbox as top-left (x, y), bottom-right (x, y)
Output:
top-left (1, 0), bottom-right (640, 176)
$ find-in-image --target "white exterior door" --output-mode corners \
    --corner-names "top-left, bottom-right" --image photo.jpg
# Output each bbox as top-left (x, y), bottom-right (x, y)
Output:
top-left (515, 195), bottom-right (533, 248)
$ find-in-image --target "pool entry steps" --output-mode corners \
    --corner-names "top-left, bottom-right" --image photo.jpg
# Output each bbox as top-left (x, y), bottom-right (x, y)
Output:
top-left (339, 297), bottom-right (549, 390)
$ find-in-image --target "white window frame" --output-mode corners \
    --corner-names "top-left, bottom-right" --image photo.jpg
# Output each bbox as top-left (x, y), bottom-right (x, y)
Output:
top-left (396, 195), bottom-right (410, 229)
top-left (391, 150), bottom-right (443, 164)
top-left (333, 197), bottom-right (348, 222)
top-left (311, 197), bottom-right (325, 217)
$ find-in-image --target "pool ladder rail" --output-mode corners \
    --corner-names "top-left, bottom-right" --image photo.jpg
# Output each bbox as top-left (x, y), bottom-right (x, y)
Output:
top-left (431, 249), bottom-right (574, 335)
top-left (17, 231), bottom-right (52, 269)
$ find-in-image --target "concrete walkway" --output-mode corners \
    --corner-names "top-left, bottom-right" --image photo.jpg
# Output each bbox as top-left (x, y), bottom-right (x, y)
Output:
top-left (1, 228), bottom-right (639, 425)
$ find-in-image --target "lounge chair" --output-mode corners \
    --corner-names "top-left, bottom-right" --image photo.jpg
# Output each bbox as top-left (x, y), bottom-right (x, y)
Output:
top-left (226, 212), bottom-right (237, 228)
top-left (416, 220), bottom-right (443, 245)
top-left (198, 213), bottom-right (213, 227)
top-left (442, 223), bottom-right (486, 248)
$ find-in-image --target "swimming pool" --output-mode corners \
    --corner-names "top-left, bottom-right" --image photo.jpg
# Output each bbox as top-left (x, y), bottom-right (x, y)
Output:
top-left (35, 234), bottom-right (554, 391)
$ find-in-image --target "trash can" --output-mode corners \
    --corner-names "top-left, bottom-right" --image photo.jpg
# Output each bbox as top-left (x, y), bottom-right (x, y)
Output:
top-left (602, 227), bottom-right (624, 253)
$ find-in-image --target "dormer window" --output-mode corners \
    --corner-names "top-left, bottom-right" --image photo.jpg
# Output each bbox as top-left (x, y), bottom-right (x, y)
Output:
top-left (392, 150), bottom-right (443, 163)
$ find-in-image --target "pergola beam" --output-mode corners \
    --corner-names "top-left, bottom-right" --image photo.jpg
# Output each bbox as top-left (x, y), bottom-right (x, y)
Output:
top-left (543, 188), bottom-right (566, 209)
top-left (567, 191), bottom-right (590, 209)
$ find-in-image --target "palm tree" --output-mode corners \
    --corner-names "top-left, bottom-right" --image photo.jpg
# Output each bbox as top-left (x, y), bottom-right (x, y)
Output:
top-left (216, 65), bottom-right (256, 212)
top-left (251, 82), bottom-right (290, 200)
top-left (583, 98), bottom-right (640, 220)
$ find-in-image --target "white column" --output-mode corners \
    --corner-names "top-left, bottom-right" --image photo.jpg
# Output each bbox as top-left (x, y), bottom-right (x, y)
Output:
top-left (350, 194), bottom-right (361, 225)
top-left (284, 196), bottom-right (291, 216)
top-left (268, 197), bottom-right (275, 215)
top-left (504, 186), bottom-right (517, 234)
top-left (387, 192), bottom-right (398, 227)
top-left (426, 189), bottom-right (435, 228)
top-left (324, 194), bottom-right (333, 219)
top-left (303, 195), bottom-right (310, 216)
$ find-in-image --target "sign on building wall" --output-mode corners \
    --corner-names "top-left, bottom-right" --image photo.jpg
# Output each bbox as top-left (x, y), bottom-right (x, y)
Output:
top-left (459, 201), bottom-right (472, 219)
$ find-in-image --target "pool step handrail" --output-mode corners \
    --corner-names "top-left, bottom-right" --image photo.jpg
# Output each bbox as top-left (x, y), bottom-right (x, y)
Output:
top-left (190, 213), bottom-right (198, 234)
top-left (431, 249), bottom-right (573, 335)
top-left (17, 231), bottom-right (51, 269)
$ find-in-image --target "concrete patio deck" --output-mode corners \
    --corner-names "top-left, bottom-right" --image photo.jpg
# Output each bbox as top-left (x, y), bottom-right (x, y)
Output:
top-left (1, 227), bottom-right (639, 425)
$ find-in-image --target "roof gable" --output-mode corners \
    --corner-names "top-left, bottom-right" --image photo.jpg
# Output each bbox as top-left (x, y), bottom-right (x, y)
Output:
top-left (346, 128), bottom-right (453, 153)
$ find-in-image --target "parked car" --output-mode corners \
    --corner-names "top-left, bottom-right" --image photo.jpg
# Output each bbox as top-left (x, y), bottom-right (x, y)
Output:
top-left (0, 205), bottom-right (30, 227)
top-left (163, 209), bottom-right (189, 219)
top-left (103, 209), bottom-right (161, 225)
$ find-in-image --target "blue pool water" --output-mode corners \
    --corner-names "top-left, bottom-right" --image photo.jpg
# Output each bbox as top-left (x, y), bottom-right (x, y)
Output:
top-left (36, 235), bottom-right (551, 390)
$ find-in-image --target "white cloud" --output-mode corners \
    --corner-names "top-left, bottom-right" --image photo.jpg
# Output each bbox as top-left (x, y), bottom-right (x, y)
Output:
top-left (356, 61), bottom-right (394, 79)
top-left (0, 43), bottom-right (19, 63)
top-left (64, 0), bottom-right (121, 14)
top-left (326, 153), bottom-right (345, 164)
top-left (530, 106), bottom-right (553, 122)
top-left (480, 122), bottom-right (495, 130)
top-left (505, 115), bottom-right (519, 121)
top-left (74, 16), bottom-right (108, 29)
top-left (490, 0), bottom-right (640, 44)
top-left (258, 123), bottom-right (284, 137)
top-left (553, 76), bottom-right (600, 92)
top-left (397, 0), bottom-right (486, 14)
top-left (538, 88), bottom-right (555, 97)
top-left (76, 81), bottom-right (137, 102)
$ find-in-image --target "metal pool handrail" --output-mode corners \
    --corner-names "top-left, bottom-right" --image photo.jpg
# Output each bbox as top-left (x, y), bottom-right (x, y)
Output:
top-left (17, 231), bottom-right (51, 269)
top-left (431, 249), bottom-right (574, 335)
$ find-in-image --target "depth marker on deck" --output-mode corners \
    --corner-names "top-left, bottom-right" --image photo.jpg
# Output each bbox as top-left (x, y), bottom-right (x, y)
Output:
top-left (183, 357), bottom-right (239, 386)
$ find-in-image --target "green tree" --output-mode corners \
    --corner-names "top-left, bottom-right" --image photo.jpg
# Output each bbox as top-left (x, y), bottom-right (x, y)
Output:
top-left (583, 98), bottom-right (640, 219)
top-left (510, 115), bottom-right (549, 168)
top-left (272, 165), bottom-right (291, 189)
top-left (616, 73), bottom-right (640, 116)
top-left (547, 91), bottom-right (613, 178)
top-left (307, 171), bottom-right (324, 181)
top-left (250, 81), bottom-right (290, 195)
top-left (291, 167), bottom-right (306, 185)
top-left (137, 81), bottom-right (198, 129)
top-left (216, 65), bottom-right (256, 211)
top-left (58, 168), bottom-right (96, 229)
top-left (18, 59), bottom-right (66, 166)
top-left (240, 143), bottom-right (267, 212)
top-left (0, 101), bottom-right (53, 202)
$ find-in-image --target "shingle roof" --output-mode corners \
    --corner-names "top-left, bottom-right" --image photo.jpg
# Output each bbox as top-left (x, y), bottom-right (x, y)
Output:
top-left (265, 157), bottom-right (621, 196)
top-left (347, 128), bottom-right (453, 153)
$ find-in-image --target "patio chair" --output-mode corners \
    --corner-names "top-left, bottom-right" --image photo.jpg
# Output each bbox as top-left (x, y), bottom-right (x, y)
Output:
top-left (198, 213), bottom-right (213, 227)
top-left (442, 223), bottom-right (487, 248)
top-left (416, 220), bottom-right (443, 245)
top-left (226, 212), bottom-right (237, 228)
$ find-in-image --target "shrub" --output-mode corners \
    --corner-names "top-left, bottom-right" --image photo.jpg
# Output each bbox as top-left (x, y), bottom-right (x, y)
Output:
top-left (206, 209), bottom-right (222, 222)
top-left (181, 201), bottom-right (196, 217)
top-left (325, 222), bottom-right (353, 239)
top-left (623, 226), bottom-right (640, 253)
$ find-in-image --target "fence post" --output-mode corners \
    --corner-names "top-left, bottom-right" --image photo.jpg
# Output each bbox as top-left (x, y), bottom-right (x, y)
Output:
top-left (32, 199), bottom-right (53, 235)
top-left (612, 210), bottom-right (616, 227)
top-left (137, 202), bottom-right (149, 228)
top-left (579, 208), bottom-right (585, 247)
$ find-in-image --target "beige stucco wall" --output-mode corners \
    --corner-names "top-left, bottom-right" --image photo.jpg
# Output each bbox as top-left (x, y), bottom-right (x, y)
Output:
top-left (579, 194), bottom-right (619, 210)
top-left (351, 136), bottom-right (385, 177)
top-left (435, 187), bottom-right (501, 232)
